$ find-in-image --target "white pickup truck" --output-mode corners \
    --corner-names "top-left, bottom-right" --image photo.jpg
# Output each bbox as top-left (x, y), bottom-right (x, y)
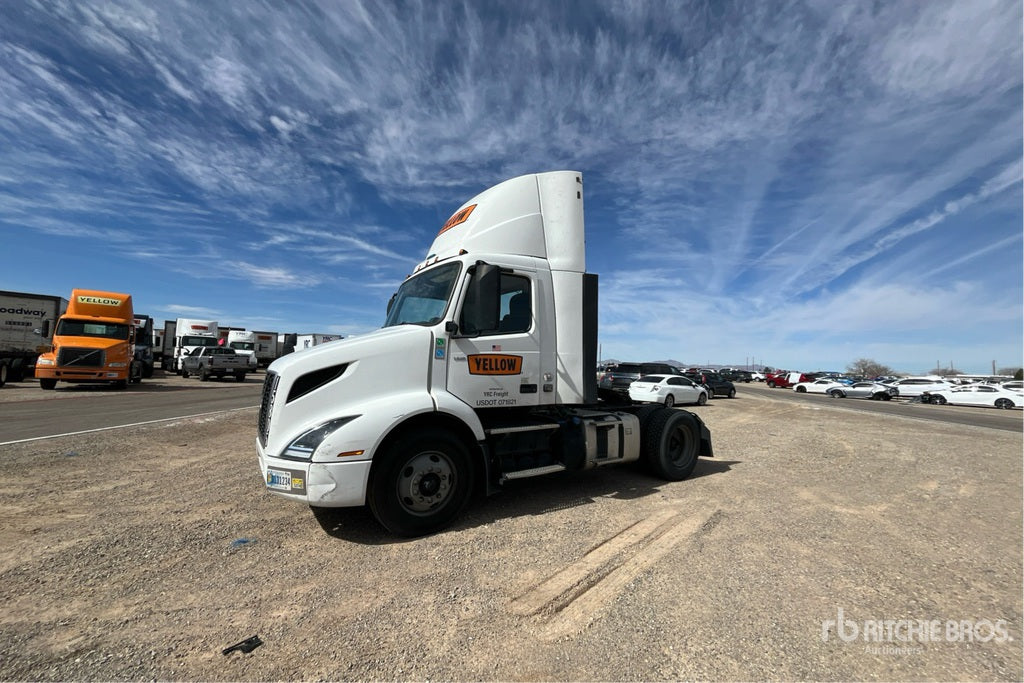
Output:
top-left (180, 347), bottom-right (249, 382)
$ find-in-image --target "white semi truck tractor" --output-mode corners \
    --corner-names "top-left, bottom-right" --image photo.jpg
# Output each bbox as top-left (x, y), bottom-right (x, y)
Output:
top-left (257, 171), bottom-right (713, 536)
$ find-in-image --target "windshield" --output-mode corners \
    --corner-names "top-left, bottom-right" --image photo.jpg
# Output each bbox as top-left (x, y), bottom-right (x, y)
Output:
top-left (182, 335), bottom-right (220, 347)
top-left (56, 318), bottom-right (129, 340)
top-left (230, 342), bottom-right (254, 350)
top-left (383, 262), bottom-right (461, 327)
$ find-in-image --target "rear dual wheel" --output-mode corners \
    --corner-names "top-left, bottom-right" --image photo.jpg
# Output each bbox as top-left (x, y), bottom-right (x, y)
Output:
top-left (643, 408), bottom-right (699, 481)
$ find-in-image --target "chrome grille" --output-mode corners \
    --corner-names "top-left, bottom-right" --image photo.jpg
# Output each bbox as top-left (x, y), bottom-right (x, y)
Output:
top-left (57, 347), bottom-right (105, 368)
top-left (258, 371), bottom-right (280, 448)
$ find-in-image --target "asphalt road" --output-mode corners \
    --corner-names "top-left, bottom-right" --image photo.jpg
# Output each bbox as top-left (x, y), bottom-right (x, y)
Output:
top-left (0, 374), bottom-right (1020, 445)
top-left (0, 371), bottom-right (263, 445)
top-left (739, 381), bottom-right (1024, 432)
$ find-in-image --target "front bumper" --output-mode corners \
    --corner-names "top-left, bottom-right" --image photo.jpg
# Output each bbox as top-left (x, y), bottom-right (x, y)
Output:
top-left (257, 440), bottom-right (372, 507)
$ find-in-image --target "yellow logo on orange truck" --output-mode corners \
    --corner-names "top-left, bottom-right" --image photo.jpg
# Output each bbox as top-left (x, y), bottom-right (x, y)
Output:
top-left (76, 295), bottom-right (122, 307)
top-left (467, 354), bottom-right (522, 375)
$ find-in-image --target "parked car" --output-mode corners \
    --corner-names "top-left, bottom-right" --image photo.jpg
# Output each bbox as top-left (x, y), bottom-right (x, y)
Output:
top-left (1001, 380), bottom-right (1023, 391)
top-left (720, 369), bottom-right (753, 383)
top-left (598, 361), bottom-right (678, 398)
top-left (827, 382), bottom-right (898, 400)
top-left (766, 371), bottom-right (811, 388)
top-left (922, 385), bottom-right (1022, 409)
top-left (628, 374), bottom-right (708, 407)
top-left (750, 371), bottom-right (765, 382)
top-left (684, 371), bottom-right (736, 398)
top-left (882, 376), bottom-right (953, 397)
top-left (793, 378), bottom-right (845, 394)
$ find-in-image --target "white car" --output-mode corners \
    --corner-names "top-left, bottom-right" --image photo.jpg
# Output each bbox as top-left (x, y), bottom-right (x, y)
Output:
top-left (882, 376), bottom-right (954, 397)
top-left (628, 374), bottom-right (708, 408)
top-left (923, 385), bottom-right (1023, 409)
top-left (792, 378), bottom-right (844, 394)
top-left (750, 371), bottom-right (765, 381)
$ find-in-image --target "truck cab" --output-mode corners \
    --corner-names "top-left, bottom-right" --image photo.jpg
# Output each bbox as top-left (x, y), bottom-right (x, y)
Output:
top-left (36, 289), bottom-right (140, 390)
top-left (257, 171), bottom-right (713, 536)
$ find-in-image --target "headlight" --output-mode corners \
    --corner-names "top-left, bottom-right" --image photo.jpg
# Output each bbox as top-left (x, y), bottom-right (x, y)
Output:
top-left (282, 417), bottom-right (357, 459)
top-left (37, 358), bottom-right (55, 367)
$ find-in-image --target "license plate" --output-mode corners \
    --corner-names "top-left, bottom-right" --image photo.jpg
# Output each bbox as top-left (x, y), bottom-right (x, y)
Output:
top-left (266, 467), bottom-right (305, 493)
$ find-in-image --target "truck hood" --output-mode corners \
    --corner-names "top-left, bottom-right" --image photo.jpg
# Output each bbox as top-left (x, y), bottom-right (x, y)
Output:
top-left (261, 325), bottom-right (435, 458)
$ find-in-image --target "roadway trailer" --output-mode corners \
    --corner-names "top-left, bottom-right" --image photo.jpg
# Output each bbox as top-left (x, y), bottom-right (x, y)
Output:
top-left (0, 290), bottom-right (68, 386)
top-left (36, 289), bottom-right (141, 390)
top-left (257, 171), bottom-right (713, 536)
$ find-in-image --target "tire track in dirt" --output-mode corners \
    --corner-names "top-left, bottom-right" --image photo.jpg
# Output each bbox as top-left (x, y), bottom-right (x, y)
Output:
top-left (510, 507), bottom-right (718, 640)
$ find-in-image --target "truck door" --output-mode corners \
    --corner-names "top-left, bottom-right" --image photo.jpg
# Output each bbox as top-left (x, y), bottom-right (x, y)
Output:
top-left (447, 270), bottom-right (549, 410)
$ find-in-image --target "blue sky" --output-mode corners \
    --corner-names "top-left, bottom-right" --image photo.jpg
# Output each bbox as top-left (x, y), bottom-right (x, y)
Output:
top-left (1, 0), bottom-right (1021, 374)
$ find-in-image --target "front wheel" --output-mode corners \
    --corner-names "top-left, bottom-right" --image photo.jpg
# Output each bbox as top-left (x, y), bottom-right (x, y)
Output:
top-left (796, 386), bottom-right (807, 393)
top-left (39, 377), bottom-right (56, 390)
top-left (829, 389), bottom-right (844, 398)
top-left (995, 398), bottom-right (1015, 409)
top-left (767, 381), bottom-right (776, 388)
top-left (643, 408), bottom-right (699, 481)
top-left (0, 362), bottom-right (7, 387)
top-left (367, 429), bottom-right (474, 537)
top-left (931, 395), bottom-right (947, 405)
top-left (696, 392), bottom-right (708, 406)
top-left (235, 372), bottom-right (246, 382)
top-left (664, 394), bottom-right (675, 408)
top-left (727, 388), bottom-right (736, 398)
top-left (181, 368), bottom-right (190, 378)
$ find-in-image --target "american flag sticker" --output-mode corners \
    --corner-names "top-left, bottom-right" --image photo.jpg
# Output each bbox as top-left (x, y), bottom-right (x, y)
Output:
top-left (491, 344), bottom-right (501, 351)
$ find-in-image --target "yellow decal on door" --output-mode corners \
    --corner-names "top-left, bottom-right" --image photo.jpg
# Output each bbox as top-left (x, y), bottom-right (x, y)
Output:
top-left (467, 354), bottom-right (522, 375)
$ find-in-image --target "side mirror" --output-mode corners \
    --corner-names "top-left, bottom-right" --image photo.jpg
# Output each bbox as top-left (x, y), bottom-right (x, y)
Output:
top-left (461, 262), bottom-right (500, 334)
top-left (386, 293), bottom-right (396, 315)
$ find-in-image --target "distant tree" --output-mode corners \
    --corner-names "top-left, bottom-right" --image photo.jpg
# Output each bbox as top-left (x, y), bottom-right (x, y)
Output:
top-left (929, 367), bottom-right (964, 377)
top-left (1016, 369), bottom-right (1023, 381)
top-left (846, 358), bottom-right (894, 378)
top-left (997, 366), bottom-right (1022, 377)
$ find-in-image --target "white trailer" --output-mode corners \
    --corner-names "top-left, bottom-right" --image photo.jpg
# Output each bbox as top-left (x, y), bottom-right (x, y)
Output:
top-left (294, 333), bottom-right (343, 351)
top-left (257, 171), bottom-right (713, 536)
top-left (0, 290), bottom-right (67, 385)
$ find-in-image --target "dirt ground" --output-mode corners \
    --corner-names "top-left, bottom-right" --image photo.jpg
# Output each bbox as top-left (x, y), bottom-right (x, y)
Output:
top-left (0, 387), bottom-right (1021, 681)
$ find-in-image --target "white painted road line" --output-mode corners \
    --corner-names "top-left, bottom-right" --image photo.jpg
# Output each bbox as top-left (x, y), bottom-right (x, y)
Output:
top-left (0, 406), bottom-right (259, 446)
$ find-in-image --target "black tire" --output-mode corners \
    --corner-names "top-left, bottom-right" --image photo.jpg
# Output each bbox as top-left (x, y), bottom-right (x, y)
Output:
top-left (143, 364), bottom-right (154, 379)
top-left (767, 381), bottom-right (776, 388)
top-left (795, 386), bottom-right (807, 393)
top-left (199, 367), bottom-right (209, 382)
top-left (235, 372), bottom-right (246, 383)
top-left (182, 368), bottom-right (190, 378)
top-left (39, 377), bottom-right (56, 390)
top-left (664, 393), bottom-right (675, 408)
top-left (642, 408), bottom-right (699, 481)
top-left (9, 358), bottom-right (24, 382)
top-left (995, 398), bottom-right (1015, 409)
top-left (727, 388), bottom-right (736, 398)
top-left (829, 389), bottom-right (844, 398)
top-left (113, 379), bottom-right (128, 390)
top-left (879, 393), bottom-right (892, 401)
top-left (367, 429), bottom-right (474, 537)
top-left (696, 392), bottom-right (708, 406)
top-left (0, 362), bottom-right (7, 388)
top-left (931, 395), bottom-right (947, 405)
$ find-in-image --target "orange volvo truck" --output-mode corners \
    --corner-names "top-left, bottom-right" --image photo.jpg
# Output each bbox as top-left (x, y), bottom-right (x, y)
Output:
top-left (36, 289), bottom-right (142, 390)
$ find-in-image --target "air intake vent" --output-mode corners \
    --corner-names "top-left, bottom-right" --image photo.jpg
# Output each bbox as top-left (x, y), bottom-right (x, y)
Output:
top-left (287, 364), bottom-right (348, 403)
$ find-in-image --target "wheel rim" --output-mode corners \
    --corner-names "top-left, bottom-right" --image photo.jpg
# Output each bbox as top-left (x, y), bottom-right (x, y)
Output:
top-left (665, 394), bottom-right (675, 408)
top-left (996, 399), bottom-right (1013, 409)
top-left (396, 451), bottom-right (456, 515)
top-left (665, 422), bottom-right (695, 467)
top-left (698, 393), bottom-right (707, 405)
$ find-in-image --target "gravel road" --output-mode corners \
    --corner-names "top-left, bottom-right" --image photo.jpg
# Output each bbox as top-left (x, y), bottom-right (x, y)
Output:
top-left (0, 388), bottom-right (1020, 681)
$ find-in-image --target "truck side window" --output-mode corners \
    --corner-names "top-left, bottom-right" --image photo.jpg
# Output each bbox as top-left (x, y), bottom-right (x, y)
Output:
top-left (460, 274), bottom-right (531, 336)
top-left (497, 276), bottom-right (531, 334)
